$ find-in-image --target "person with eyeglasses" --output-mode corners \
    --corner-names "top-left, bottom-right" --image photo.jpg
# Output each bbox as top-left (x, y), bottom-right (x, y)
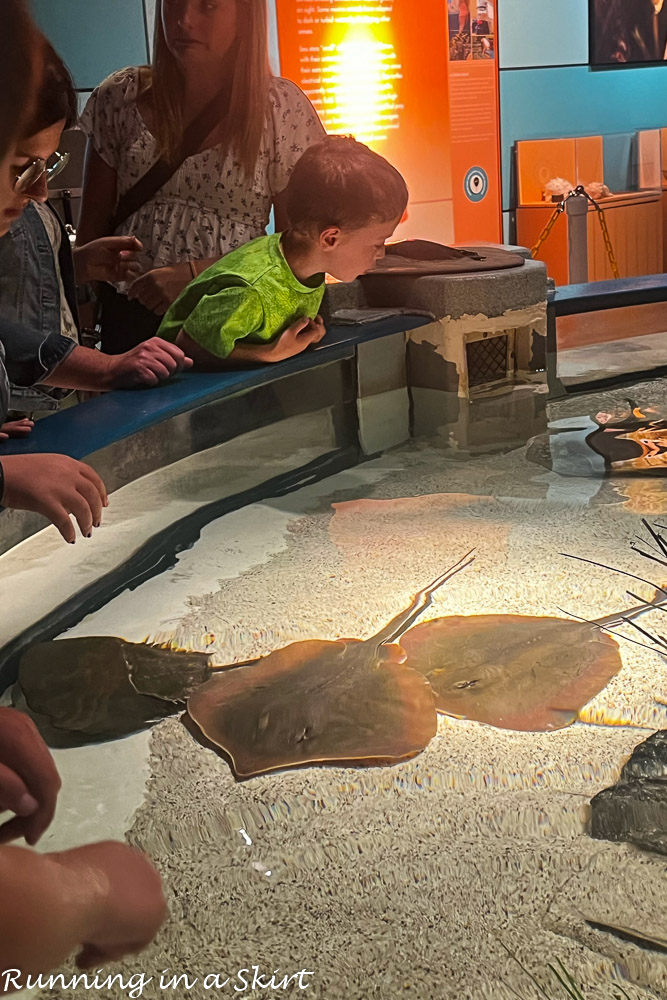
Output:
top-left (0, 42), bottom-right (197, 442)
top-left (0, 38), bottom-right (193, 541)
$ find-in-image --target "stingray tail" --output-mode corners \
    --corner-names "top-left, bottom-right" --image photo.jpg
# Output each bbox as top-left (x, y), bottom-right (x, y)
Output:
top-left (373, 549), bottom-right (475, 648)
top-left (594, 590), bottom-right (667, 629)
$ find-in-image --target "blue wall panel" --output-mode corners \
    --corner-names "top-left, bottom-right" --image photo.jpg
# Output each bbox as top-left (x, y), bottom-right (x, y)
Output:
top-left (32, 0), bottom-right (149, 91)
top-left (498, 0), bottom-right (588, 69)
top-left (500, 63), bottom-right (667, 209)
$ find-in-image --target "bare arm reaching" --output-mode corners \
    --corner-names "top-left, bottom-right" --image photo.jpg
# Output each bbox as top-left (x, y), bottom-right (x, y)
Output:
top-left (0, 842), bottom-right (166, 989)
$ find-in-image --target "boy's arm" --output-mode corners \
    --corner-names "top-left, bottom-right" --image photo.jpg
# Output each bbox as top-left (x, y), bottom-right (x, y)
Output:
top-left (179, 285), bottom-right (265, 365)
top-left (177, 284), bottom-right (327, 369)
top-left (175, 315), bottom-right (326, 369)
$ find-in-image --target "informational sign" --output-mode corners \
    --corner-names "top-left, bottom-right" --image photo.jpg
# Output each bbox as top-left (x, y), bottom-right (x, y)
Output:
top-left (275, 0), bottom-right (501, 244)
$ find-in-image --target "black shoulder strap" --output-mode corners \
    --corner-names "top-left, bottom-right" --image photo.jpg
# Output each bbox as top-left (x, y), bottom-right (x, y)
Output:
top-left (110, 88), bottom-right (231, 233)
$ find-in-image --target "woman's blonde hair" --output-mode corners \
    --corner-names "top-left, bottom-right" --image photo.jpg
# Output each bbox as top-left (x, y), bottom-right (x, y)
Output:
top-left (149, 0), bottom-right (271, 175)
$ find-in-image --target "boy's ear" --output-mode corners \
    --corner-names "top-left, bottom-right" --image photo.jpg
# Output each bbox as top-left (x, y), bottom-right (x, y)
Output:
top-left (319, 227), bottom-right (342, 251)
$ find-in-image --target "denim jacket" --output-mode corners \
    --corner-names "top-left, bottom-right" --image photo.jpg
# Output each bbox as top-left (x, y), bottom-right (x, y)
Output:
top-left (0, 317), bottom-right (75, 423)
top-left (0, 202), bottom-right (79, 410)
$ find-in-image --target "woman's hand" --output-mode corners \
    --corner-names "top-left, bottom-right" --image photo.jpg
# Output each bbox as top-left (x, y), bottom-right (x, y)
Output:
top-left (105, 338), bottom-right (193, 388)
top-left (0, 454), bottom-right (108, 543)
top-left (126, 263), bottom-right (193, 315)
top-left (0, 418), bottom-right (34, 442)
top-left (73, 237), bottom-right (144, 285)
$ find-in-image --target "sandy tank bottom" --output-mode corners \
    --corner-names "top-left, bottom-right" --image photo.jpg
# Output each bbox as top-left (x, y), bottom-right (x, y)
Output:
top-left (18, 435), bottom-right (667, 1000)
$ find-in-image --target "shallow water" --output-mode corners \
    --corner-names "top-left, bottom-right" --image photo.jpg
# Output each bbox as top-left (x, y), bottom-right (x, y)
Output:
top-left (4, 379), bottom-right (667, 1000)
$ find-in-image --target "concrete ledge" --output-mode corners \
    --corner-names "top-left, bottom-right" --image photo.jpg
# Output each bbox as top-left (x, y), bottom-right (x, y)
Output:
top-left (360, 259), bottom-right (548, 320)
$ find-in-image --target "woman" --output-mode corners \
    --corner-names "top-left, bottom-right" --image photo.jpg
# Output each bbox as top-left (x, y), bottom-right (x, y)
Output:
top-left (0, 42), bottom-right (148, 417)
top-left (77, 0), bottom-right (327, 352)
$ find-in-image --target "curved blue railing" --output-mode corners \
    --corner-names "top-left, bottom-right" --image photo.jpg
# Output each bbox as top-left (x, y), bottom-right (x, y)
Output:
top-left (0, 315), bottom-right (433, 460)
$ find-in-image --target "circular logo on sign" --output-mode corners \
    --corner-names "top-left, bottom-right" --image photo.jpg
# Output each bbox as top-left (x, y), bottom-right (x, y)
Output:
top-left (464, 166), bottom-right (489, 202)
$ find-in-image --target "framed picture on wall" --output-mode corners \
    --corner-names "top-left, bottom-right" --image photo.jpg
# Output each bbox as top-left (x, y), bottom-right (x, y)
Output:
top-left (590, 0), bottom-right (667, 65)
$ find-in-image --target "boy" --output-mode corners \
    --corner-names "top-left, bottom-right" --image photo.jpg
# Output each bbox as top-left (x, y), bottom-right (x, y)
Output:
top-left (158, 136), bottom-right (409, 368)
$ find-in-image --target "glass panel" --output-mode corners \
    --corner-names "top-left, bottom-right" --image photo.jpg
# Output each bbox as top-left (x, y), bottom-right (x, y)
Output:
top-left (516, 128), bottom-right (665, 284)
top-left (556, 302), bottom-right (667, 387)
top-left (3, 370), bottom-right (666, 996)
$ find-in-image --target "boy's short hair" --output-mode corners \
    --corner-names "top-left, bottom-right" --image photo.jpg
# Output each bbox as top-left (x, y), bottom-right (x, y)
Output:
top-left (286, 136), bottom-right (408, 235)
top-left (24, 42), bottom-right (77, 137)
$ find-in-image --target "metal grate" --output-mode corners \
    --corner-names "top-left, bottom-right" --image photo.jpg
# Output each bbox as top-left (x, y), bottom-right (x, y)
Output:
top-left (466, 336), bottom-right (508, 387)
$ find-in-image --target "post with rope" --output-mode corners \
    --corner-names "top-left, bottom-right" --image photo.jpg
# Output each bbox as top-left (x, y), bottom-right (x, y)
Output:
top-left (565, 189), bottom-right (588, 284)
top-left (531, 186), bottom-right (620, 282)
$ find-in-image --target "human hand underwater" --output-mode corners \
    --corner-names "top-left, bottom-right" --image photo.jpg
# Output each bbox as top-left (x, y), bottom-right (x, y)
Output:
top-left (0, 707), bottom-right (62, 846)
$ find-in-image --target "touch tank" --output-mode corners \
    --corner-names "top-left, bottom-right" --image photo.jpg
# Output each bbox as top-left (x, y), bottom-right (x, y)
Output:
top-left (1, 266), bottom-right (666, 1000)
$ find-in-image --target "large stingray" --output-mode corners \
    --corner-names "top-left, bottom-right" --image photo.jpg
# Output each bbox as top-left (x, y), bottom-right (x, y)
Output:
top-left (186, 552), bottom-right (475, 779)
top-left (398, 595), bottom-right (661, 732)
top-left (17, 636), bottom-right (212, 739)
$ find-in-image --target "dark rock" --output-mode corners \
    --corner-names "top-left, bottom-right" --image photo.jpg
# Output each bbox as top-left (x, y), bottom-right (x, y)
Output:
top-left (590, 731), bottom-right (667, 856)
top-left (621, 729), bottom-right (667, 782)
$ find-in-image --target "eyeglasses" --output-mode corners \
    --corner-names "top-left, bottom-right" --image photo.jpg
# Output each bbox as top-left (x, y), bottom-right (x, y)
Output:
top-left (14, 151), bottom-right (70, 194)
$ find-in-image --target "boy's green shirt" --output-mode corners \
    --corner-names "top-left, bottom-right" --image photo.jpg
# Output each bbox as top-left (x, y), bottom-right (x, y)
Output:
top-left (158, 233), bottom-right (325, 359)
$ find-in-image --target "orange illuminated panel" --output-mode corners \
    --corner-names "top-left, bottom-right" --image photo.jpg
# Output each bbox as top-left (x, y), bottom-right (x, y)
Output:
top-left (276, 0), bottom-right (501, 244)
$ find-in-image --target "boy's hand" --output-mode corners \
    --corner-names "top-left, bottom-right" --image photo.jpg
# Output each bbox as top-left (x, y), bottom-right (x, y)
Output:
top-left (0, 708), bottom-right (62, 846)
top-left (0, 418), bottom-right (34, 442)
top-left (105, 338), bottom-right (193, 388)
top-left (73, 237), bottom-right (143, 285)
top-left (267, 315), bottom-right (326, 363)
top-left (0, 453), bottom-right (108, 544)
top-left (126, 263), bottom-right (193, 315)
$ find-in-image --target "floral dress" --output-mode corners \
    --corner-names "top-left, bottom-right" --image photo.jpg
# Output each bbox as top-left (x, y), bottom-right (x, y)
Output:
top-left (79, 67), bottom-right (326, 285)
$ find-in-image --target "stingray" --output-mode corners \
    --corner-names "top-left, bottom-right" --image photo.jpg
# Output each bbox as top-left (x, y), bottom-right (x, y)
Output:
top-left (186, 551), bottom-right (475, 779)
top-left (17, 636), bottom-right (212, 739)
top-left (399, 597), bottom-right (659, 732)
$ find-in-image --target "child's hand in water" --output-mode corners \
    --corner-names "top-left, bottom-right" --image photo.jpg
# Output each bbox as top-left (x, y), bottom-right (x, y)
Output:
top-left (0, 706), bottom-right (61, 845)
top-left (0, 418), bottom-right (34, 442)
top-left (267, 315), bottom-right (326, 362)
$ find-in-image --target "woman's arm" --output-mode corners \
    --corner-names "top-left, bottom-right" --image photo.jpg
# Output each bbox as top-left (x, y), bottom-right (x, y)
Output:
top-left (76, 142), bottom-right (118, 247)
